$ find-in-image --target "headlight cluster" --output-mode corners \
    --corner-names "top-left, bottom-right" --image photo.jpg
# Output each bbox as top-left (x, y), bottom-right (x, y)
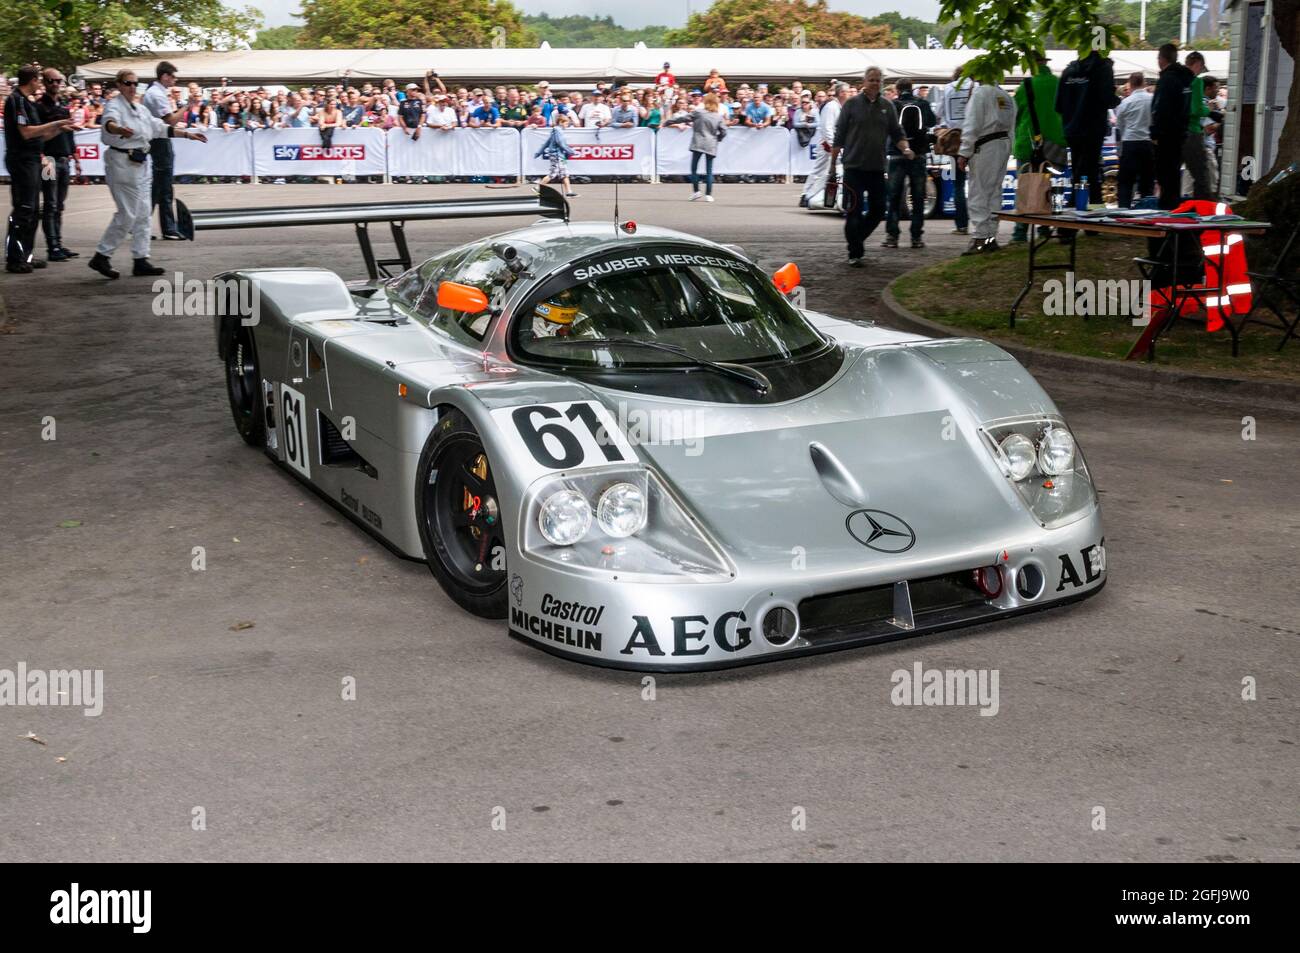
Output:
top-left (539, 482), bottom-right (647, 545)
top-left (982, 417), bottom-right (1095, 529)
top-left (523, 466), bottom-right (730, 580)
top-left (997, 426), bottom-right (1076, 481)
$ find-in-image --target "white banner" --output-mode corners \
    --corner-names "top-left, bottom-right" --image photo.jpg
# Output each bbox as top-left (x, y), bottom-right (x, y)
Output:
top-left (174, 127), bottom-right (251, 176)
top-left (388, 127), bottom-right (519, 177)
top-left (790, 131), bottom-right (820, 178)
top-left (521, 126), bottom-right (653, 178)
top-left (656, 125), bottom-right (791, 177)
top-left (72, 130), bottom-right (106, 176)
top-left (252, 127), bottom-right (386, 177)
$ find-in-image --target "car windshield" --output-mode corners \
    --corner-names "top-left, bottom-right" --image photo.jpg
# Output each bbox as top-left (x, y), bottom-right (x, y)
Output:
top-left (512, 246), bottom-right (825, 368)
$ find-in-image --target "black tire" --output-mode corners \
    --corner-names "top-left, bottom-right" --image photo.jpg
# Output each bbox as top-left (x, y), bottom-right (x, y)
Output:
top-left (223, 319), bottom-right (264, 447)
top-left (414, 409), bottom-right (509, 619)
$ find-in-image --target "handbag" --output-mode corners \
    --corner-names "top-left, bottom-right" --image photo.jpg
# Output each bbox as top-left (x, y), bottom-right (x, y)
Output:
top-left (934, 126), bottom-right (961, 156)
top-left (1015, 77), bottom-right (1055, 214)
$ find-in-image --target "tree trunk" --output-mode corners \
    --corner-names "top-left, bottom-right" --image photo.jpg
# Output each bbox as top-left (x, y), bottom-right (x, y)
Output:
top-left (1268, 0), bottom-right (1300, 179)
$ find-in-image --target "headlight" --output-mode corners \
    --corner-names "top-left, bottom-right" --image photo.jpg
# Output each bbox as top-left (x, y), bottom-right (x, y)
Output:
top-left (999, 433), bottom-right (1037, 481)
top-left (1037, 427), bottom-right (1075, 476)
top-left (596, 482), bottom-right (647, 538)
top-left (522, 466), bottom-right (731, 581)
top-left (981, 417), bottom-right (1096, 529)
top-left (538, 489), bottom-right (591, 545)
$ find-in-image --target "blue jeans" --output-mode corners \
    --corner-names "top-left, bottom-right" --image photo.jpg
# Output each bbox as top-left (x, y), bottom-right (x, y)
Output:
top-left (690, 151), bottom-right (714, 196)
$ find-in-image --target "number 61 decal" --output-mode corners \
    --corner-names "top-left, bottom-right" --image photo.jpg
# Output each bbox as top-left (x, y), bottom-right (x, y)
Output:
top-left (280, 383), bottom-right (311, 478)
top-left (493, 401), bottom-right (636, 474)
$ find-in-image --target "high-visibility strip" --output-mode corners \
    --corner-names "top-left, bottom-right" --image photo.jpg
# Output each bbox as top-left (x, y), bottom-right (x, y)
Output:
top-left (1215, 202), bottom-right (1228, 215)
top-left (1226, 282), bottom-right (1252, 295)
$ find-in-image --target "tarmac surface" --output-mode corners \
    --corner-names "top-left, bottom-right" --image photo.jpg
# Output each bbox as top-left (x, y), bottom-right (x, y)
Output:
top-left (1, 183), bottom-right (1297, 862)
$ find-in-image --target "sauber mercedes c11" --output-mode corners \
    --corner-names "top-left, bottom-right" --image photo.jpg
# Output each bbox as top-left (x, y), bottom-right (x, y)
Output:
top-left (191, 186), bottom-right (1105, 671)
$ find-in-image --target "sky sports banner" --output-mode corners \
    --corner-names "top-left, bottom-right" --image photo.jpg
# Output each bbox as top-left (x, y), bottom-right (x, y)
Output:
top-left (520, 126), bottom-right (654, 178)
top-left (656, 125), bottom-right (791, 177)
top-left (252, 127), bottom-right (386, 178)
top-left (388, 127), bottom-right (519, 177)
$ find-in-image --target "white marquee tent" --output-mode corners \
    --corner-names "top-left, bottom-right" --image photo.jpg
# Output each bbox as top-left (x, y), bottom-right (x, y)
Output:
top-left (77, 47), bottom-right (1230, 87)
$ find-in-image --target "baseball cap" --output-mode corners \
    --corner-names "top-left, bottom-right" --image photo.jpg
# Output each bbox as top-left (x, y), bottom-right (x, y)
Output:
top-left (406, 83), bottom-right (419, 90)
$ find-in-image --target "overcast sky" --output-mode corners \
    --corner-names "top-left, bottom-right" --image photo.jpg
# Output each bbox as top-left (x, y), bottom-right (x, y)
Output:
top-left (254, 1), bottom-right (943, 31)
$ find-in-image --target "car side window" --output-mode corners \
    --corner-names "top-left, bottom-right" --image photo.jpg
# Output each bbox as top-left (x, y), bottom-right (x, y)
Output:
top-left (424, 245), bottom-right (515, 345)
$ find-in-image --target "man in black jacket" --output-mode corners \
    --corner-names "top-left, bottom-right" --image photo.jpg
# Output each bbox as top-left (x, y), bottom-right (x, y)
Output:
top-left (37, 69), bottom-right (78, 261)
top-left (833, 67), bottom-right (913, 265)
top-left (1149, 43), bottom-right (1193, 210)
top-left (1054, 51), bottom-right (1119, 208)
top-left (883, 79), bottom-right (935, 249)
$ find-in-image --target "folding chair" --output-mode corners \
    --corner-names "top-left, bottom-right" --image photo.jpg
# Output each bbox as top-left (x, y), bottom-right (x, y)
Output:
top-left (1242, 221), bottom-right (1300, 352)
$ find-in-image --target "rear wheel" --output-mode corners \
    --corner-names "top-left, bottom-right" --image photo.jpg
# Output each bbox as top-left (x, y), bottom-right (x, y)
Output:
top-left (415, 410), bottom-right (509, 619)
top-left (224, 320), bottom-right (264, 447)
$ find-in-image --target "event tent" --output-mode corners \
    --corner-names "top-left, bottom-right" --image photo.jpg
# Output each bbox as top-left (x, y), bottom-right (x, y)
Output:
top-left (77, 47), bottom-right (1230, 88)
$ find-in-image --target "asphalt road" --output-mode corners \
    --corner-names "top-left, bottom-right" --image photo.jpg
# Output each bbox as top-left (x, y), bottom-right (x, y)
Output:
top-left (1, 183), bottom-right (1296, 862)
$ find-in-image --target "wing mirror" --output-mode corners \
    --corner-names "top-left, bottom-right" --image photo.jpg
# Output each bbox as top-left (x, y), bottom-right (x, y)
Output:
top-left (773, 262), bottom-right (801, 294)
top-left (436, 281), bottom-right (489, 314)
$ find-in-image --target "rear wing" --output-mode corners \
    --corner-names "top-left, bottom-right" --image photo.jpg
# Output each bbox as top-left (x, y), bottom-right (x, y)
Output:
top-left (176, 186), bottom-right (570, 280)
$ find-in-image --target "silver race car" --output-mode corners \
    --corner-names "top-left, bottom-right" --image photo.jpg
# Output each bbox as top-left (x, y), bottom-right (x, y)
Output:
top-left (191, 187), bottom-right (1105, 671)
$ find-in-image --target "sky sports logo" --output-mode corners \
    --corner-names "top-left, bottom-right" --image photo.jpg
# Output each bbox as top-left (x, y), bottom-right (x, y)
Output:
top-left (570, 143), bottom-right (634, 161)
top-left (273, 144), bottom-right (366, 161)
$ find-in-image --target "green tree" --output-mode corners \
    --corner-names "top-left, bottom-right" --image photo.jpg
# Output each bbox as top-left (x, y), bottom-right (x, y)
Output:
top-left (663, 0), bottom-right (894, 48)
top-left (298, 0), bottom-right (534, 49)
top-left (0, 0), bottom-right (260, 74)
top-left (866, 11), bottom-right (939, 47)
top-left (251, 24), bottom-right (304, 49)
top-left (524, 14), bottom-right (668, 48)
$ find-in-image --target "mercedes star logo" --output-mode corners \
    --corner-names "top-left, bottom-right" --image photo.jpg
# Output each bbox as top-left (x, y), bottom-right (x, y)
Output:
top-left (846, 509), bottom-right (917, 553)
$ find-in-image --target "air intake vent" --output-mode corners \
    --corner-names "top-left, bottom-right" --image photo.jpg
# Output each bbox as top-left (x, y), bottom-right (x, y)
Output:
top-left (317, 412), bottom-right (377, 478)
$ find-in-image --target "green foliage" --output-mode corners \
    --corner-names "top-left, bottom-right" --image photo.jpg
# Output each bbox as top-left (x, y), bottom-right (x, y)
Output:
top-left (251, 25), bottom-right (304, 50)
top-left (0, 0), bottom-right (260, 74)
top-left (663, 0), bottom-right (893, 49)
top-left (523, 14), bottom-right (668, 48)
top-left (938, 0), bottom-right (1130, 83)
top-left (298, 0), bottom-right (535, 49)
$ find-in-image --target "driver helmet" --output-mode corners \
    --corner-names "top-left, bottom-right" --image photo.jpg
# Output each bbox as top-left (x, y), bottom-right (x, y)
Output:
top-left (532, 293), bottom-right (582, 338)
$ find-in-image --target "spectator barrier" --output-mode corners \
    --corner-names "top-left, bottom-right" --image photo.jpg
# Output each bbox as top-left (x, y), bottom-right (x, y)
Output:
top-left (520, 126), bottom-right (655, 179)
top-left (175, 128), bottom-right (253, 177)
top-left (656, 125), bottom-right (791, 178)
top-left (251, 127), bottom-right (387, 178)
top-left (389, 126), bottom-right (519, 178)
top-left (3, 126), bottom-right (875, 181)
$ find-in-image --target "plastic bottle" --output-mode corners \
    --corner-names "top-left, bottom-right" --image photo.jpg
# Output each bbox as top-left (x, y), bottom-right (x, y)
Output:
top-left (1075, 176), bottom-right (1089, 211)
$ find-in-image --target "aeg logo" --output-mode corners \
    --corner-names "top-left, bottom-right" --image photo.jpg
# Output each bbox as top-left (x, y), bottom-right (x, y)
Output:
top-left (273, 144), bottom-right (366, 161)
top-left (570, 143), bottom-right (634, 161)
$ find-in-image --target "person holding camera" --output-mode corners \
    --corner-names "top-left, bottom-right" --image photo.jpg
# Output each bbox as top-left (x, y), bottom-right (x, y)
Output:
top-left (89, 69), bottom-right (206, 280)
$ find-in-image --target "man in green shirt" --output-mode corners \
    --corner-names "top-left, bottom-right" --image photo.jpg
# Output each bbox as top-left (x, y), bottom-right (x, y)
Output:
top-left (1182, 51), bottom-right (1212, 199)
top-left (1011, 55), bottom-right (1068, 242)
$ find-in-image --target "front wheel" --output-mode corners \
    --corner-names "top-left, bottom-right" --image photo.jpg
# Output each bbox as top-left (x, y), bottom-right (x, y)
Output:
top-left (415, 410), bottom-right (509, 619)
top-left (223, 319), bottom-right (264, 447)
